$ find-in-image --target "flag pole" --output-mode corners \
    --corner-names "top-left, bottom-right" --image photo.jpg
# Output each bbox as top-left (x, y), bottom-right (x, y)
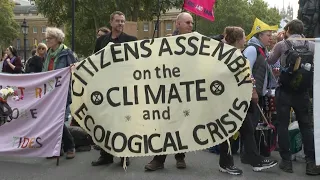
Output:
top-left (194, 15), bottom-right (197, 31)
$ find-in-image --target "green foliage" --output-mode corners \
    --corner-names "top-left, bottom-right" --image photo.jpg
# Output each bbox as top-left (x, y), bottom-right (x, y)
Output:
top-left (0, 0), bottom-right (19, 51)
top-left (35, 0), bottom-right (183, 57)
top-left (196, 0), bottom-right (281, 36)
top-left (35, 0), bottom-right (281, 57)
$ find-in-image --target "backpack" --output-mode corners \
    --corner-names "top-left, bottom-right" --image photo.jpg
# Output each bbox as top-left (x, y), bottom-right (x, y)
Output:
top-left (279, 40), bottom-right (313, 93)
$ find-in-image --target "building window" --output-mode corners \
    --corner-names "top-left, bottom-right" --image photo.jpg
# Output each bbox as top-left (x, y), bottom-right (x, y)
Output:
top-left (42, 27), bottom-right (46, 33)
top-left (143, 23), bottom-right (149, 32)
top-left (16, 39), bottom-right (21, 50)
top-left (166, 22), bottom-right (172, 31)
top-left (34, 38), bottom-right (38, 47)
top-left (33, 27), bottom-right (37, 33)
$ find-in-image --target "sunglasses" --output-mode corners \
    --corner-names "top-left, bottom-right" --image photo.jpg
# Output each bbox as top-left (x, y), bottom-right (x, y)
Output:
top-left (38, 47), bottom-right (46, 50)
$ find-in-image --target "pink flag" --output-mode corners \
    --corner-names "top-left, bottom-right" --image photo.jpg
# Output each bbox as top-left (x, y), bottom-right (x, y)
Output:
top-left (183, 0), bottom-right (216, 21)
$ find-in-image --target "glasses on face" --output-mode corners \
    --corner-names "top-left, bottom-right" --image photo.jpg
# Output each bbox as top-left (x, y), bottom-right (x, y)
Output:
top-left (185, 21), bottom-right (193, 25)
top-left (38, 47), bottom-right (46, 50)
top-left (46, 37), bottom-right (54, 40)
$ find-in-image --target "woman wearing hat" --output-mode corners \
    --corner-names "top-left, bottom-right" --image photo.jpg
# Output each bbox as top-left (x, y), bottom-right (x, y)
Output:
top-left (241, 18), bottom-right (279, 169)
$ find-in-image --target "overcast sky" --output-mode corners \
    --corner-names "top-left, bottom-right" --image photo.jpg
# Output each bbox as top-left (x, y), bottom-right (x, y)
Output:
top-left (265, 0), bottom-right (299, 18)
top-left (16, 0), bottom-right (300, 19)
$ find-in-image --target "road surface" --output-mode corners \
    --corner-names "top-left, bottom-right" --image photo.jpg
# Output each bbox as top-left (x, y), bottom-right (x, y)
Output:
top-left (0, 149), bottom-right (317, 180)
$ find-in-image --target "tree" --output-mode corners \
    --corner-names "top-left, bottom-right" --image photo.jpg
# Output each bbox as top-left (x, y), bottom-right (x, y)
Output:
top-left (35, 0), bottom-right (183, 57)
top-left (248, 0), bottom-right (281, 27)
top-left (0, 0), bottom-right (19, 51)
top-left (196, 0), bottom-right (281, 37)
top-left (35, 0), bottom-right (280, 57)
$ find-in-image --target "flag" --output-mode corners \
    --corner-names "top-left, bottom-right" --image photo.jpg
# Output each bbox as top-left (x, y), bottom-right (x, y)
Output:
top-left (183, 0), bottom-right (216, 21)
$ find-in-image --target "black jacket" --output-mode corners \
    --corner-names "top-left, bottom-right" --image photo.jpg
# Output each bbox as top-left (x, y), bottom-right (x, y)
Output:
top-left (94, 32), bottom-right (137, 53)
top-left (211, 34), bottom-right (224, 42)
top-left (25, 55), bottom-right (44, 73)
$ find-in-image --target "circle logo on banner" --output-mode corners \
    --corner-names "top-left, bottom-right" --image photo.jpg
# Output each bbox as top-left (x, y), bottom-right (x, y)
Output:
top-left (71, 32), bottom-right (253, 157)
top-left (256, 26), bottom-right (261, 31)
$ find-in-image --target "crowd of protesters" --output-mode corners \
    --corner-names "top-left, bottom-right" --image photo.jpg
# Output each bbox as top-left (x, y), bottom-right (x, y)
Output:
top-left (1, 10), bottom-right (319, 176)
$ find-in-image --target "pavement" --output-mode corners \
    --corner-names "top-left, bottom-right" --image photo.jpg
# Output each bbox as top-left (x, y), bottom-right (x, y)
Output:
top-left (0, 150), bottom-right (318, 180)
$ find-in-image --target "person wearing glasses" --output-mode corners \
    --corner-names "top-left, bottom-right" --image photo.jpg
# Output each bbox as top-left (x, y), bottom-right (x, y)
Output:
top-left (144, 12), bottom-right (193, 171)
top-left (42, 27), bottom-right (77, 160)
top-left (25, 43), bottom-right (48, 73)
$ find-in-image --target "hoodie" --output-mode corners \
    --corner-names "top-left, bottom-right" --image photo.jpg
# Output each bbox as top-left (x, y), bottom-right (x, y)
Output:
top-left (243, 37), bottom-right (270, 95)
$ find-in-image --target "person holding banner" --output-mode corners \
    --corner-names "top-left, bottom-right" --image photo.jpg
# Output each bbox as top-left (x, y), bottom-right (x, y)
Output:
top-left (267, 19), bottom-right (320, 176)
top-left (42, 27), bottom-right (77, 160)
top-left (144, 12), bottom-right (193, 171)
top-left (217, 26), bottom-right (246, 175)
top-left (217, 26), bottom-right (278, 175)
top-left (91, 11), bottom-right (137, 167)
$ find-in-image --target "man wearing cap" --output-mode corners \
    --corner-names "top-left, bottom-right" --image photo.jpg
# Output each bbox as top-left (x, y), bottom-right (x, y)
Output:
top-left (240, 18), bottom-right (278, 170)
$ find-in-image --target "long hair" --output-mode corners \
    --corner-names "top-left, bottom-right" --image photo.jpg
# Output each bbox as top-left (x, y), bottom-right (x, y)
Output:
top-left (8, 46), bottom-right (18, 57)
top-left (35, 43), bottom-right (48, 56)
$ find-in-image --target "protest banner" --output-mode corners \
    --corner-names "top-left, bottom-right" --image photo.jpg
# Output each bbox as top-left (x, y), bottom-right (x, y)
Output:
top-left (183, 0), bottom-right (215, 21)
top-left (314, 38), bottom-right (320, 165)
top-left (0, 68), bottom-right (70, 158)
top-left (71, 32), bottom-right (252, 157)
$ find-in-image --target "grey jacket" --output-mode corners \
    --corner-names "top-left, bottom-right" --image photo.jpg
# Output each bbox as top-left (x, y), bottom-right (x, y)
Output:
top-left (267, 34), bottom-right (315, 66)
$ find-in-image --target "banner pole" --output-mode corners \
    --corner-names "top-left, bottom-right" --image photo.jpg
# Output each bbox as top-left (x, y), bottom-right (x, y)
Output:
top-left (56, 156), bottom-right (60, 166)
top-left (194, 15), bottom-right (197, 31)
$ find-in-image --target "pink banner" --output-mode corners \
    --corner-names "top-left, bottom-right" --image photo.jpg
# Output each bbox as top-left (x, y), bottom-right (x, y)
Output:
top-left (183, 0), bottom-right (215, 21)
top-left (0, 68), bottom-right (70, 157)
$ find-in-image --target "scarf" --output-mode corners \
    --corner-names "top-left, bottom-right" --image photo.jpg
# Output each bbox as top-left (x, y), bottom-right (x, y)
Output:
top-left (42, 44), bottom-right (64, 72)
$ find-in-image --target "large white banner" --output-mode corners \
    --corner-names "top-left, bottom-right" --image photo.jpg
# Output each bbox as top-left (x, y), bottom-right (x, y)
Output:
top-left (314, 38), bottom-right (320, 165)
top-left (0, 68), bottom-right (70, 157)
top-left (71, 32), bottom-right (252, 157)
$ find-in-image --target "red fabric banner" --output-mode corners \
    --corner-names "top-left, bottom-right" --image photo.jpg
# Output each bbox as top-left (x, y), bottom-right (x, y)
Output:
top-left (183, 0), bottom-right (216, 21)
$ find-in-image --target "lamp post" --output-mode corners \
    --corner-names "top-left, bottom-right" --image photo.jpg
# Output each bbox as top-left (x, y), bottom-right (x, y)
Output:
top-left (21, 19), bottom-right (29, 65)
top-left (71, 0), bottom-right (75, 51)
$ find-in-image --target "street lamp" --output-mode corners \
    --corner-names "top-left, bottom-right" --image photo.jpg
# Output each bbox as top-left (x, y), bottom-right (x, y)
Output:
top-left (21, 18), bottom-right (29, 65)
top-left (72, 0), bottom-right (75, 51)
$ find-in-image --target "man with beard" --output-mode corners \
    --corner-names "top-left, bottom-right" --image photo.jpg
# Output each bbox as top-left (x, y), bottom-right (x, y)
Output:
top-left (144, 12), bottom-right (193, 171)
top-left (267, 19), bottom-right (320, 176)
top-left (91, 11), bottom-right (137, 167)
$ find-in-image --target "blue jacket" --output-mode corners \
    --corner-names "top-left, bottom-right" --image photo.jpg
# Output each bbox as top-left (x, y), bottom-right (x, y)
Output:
top-left (44, 46), bottom-right (78, 105)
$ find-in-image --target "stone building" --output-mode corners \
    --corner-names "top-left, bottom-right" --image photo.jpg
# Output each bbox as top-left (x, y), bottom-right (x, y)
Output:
top-left (12, 5), bottom-right (48, 60)
top-left (137, 8), bottom-right (181, 39)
